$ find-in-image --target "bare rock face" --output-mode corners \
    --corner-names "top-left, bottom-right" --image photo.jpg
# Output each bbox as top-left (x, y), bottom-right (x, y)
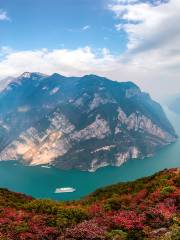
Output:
top-left (0, 73), bottom-right (177, 171)
top-left (117, 107), bottom-right (175, 142)
top-left (72, 115), bottom-right (110, 141)
top-left (0, 111), bottom-right (74, 165)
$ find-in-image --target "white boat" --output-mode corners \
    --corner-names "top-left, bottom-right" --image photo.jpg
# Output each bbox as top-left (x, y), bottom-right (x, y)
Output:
top-left (54, 187), bottom-right (76, 193)
top-left (41, 165), bottom-right (51, 168)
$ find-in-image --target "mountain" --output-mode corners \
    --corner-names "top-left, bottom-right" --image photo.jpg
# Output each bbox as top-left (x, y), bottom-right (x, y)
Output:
top-left (0, 72), bottom-right (177, 171)
top-left (0, 168), bottom-right (179, 239)
top-left (168, 95), bottom-right (180, 115)
top-left (0, 76), bottom-right (16, 92)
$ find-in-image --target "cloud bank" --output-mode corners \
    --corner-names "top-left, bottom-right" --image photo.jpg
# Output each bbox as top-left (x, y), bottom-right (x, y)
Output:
top-left (0, 0), bottom-right (179, 99)
top-left (0, 9), bottom-right (10, 21)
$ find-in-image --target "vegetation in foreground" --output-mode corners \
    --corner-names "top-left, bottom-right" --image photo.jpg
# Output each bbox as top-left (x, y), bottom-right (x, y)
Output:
top-left (0, 168), bottom-right (179, 239)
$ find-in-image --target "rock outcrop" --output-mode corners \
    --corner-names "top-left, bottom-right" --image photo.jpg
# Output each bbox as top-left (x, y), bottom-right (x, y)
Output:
top-left (0, 73), bottom-right (177, 170)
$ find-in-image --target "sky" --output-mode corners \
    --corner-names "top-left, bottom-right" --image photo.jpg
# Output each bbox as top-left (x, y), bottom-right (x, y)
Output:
top-left (0, 0), bottom-right (180, 99)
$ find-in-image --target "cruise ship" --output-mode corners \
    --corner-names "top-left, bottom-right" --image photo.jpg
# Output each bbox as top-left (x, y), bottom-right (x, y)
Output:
top-left (54, 187), bottom-right (76, 193)
top-left (41, 165), bottom-right (51, 168)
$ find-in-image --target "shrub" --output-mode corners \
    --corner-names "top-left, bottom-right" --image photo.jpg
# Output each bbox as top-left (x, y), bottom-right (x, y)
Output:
top-left (159, 224), bottom-right (180, 240)
top-left (104, 197), bottom-right (122, 211)
top-left (106, 229), bottom-right (127, 240)
top-left (24, 199), bottom-right (61, 214)
top-left (127, 230), bottom-right (145, 240)
top-left (62, 220), bottom-right (107, 239)
top-left (56, 207), bottom-right (88, 224)
top-left (88, 203), bottom-right (104, 216)
top-left (112, 210), bottom-right (145, 230)
top-left (161, 186), bottom-right (175, 195)
top-left (173, 176), bottom-right (180, 187)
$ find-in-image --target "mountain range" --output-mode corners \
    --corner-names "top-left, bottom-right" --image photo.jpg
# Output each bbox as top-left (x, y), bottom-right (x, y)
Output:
top-left (0, 72), bottom-right (177, 171)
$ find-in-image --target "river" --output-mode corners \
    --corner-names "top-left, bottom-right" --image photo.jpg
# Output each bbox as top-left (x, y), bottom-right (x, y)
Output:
top-left (0, 107), bottom-right (179, 200)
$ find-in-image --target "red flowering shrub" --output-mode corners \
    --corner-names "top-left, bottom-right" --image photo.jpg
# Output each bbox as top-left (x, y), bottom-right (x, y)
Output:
top-left (0, 168), bottom-right (179, 239)
top-left (156, 201), bottom-right (177, 219)
top-left (112, 210), bottom-right (145, 230)
top-left (88, 202), bottom-right (104, 216)
top-left (61, 220), bottom-right (107, 239)
top-left (0, 208), bottom-right (58, 239)
top-left (130, 189), bottom-right (148, 207)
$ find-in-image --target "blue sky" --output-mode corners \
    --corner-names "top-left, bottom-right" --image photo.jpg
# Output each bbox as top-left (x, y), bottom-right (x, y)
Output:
top-left (0, 0), bottom-right (127, 54)
top-left (0, 0), bottom-right (179, 98)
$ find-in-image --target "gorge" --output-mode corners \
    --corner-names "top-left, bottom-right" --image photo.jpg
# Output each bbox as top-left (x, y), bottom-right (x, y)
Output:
top-left (0, 72), bottom-right (177, 171)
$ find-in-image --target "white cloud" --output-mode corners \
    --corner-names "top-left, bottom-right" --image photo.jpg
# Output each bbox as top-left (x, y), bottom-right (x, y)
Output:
top-left (115, 23), bottom-right (123, 31)
top-left (107, 0), bottom-right (180, 98)
top-left (0, 9), bottom-right (10, 21)
top-left (109, 0), bottom-right (180, 54)
top-left (0, 1), bottom-right (179, 100)
top-left (0, 46), bottom-right (13, 57)
top-left (0, 45), bottom-right (179, 99)
top-left (68, 25), bottom-right (91, 32)
top-left (0, 47), bottom-right (115, 78)
top-left (82, 25), bottom-right (91, 31)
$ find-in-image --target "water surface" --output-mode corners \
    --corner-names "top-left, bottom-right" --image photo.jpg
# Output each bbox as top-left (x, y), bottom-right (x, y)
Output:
top-left (0, 108), bottom-right (179, 200)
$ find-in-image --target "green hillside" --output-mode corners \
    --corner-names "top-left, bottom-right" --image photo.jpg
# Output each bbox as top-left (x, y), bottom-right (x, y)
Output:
top-left (0, 168), bottom-right (179, 239)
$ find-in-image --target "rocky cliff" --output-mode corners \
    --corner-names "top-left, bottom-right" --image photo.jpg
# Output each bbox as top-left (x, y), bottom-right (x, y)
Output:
top-left (0, 72), bottom-right (177, 170)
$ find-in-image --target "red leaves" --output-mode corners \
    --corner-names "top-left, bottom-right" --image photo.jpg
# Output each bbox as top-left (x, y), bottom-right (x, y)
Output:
top-left (62, 220), bottom-right (107, 239)
top-left (0, 191), bottom-right (178, 239)
top-left (88, 203), bottom-right (104, 216)
top-left (0, 168), bottom-right (179, 239)
top-left (112, 210), bottom-right (145, 230)
top-left (0, 207), bottom-right (58, 240)
top-left (148, 199), bottom-right (177, 221)
top-left (131, 189), bottom-right (148, 205)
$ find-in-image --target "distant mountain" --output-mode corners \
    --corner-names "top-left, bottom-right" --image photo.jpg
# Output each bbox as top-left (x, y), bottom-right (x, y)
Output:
top-left (168, 95), bottom-right (180, 115)
top-left (0, 72), bottom-right (177, 171)
top-left (0, 76), bottom-right (16, 92)
top-left (0, 168), bottom-right (179, 239)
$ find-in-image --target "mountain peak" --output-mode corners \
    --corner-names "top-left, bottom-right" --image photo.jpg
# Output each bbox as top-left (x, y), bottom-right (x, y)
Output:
top-left (19, 72), bottom-right (48, 79)
top-left (83, 74), bottom-right (99, 78)
top-left (50, 73), bottom-right (65, 79)
top-left (0, 72), bottom-right (177, 171)
top-left (20, 72), bottom-right (32, 78)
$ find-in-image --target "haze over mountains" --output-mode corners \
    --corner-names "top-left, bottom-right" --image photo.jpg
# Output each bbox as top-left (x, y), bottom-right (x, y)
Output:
top-left (0, 72), bottom-right (177, 171)
top-left (168, 95), bottom-right (180, 115)
top-left (0, 76), bottom-right (15, 92)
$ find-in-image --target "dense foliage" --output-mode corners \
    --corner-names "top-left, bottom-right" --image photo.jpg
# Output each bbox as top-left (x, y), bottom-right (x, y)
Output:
top-left (0, 168), bottom-right (179, 239)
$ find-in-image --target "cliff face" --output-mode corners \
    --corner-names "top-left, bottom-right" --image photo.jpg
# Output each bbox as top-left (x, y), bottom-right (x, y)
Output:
top-left (0, 72), bottom-right (177, 170)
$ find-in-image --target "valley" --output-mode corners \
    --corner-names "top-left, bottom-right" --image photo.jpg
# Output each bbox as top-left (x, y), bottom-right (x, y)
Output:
top-left (0, 107), bottom-right (179, 201)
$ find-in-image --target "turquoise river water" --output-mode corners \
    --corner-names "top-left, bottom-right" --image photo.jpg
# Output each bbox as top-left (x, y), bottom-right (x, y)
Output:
top-left (0, 107), bottom-right (179, 200)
